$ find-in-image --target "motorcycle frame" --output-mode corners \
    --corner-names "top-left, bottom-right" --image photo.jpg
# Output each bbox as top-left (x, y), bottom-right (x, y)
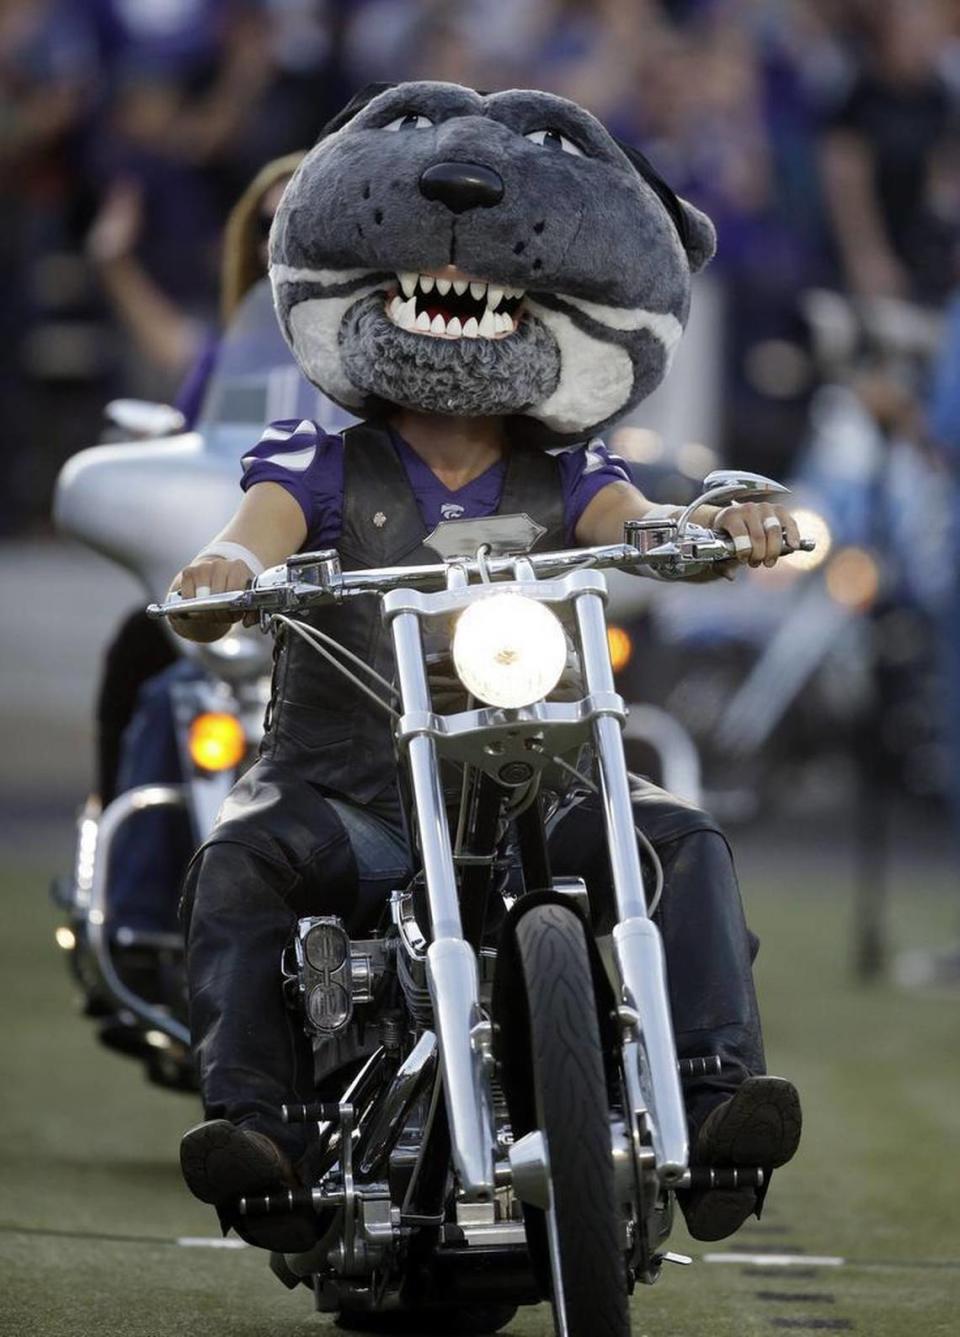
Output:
top-left (381, 560), bottom-right (690, 1207)
top-left (139, 473), bottom-right (808, 1309)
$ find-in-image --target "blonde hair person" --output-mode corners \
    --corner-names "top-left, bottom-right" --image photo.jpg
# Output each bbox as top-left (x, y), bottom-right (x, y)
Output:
top-left (88, 152), bottom-right (305, 396)
top-left (88, 152), bottom-right (306, 812)
top-left (220, 151), bottom-right (305, 325)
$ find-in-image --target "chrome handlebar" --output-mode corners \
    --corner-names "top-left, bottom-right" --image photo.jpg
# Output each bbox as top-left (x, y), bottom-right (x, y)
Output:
top-left (148, 524), bottom-right (815, 622)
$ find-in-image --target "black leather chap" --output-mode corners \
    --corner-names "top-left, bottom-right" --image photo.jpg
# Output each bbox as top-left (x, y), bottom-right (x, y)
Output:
top-left (259, 420), bottom-right (567, 804)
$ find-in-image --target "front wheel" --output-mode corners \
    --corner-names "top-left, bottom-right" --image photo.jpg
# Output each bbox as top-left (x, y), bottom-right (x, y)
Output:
top-left (505, 903), bottom-right (630, 1337)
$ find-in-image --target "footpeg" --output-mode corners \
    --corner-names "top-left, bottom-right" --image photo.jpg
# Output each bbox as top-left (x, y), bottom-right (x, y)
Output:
top-left (281, 1101), bottom-right (341, 1124)
top-left (681, 1166), bottom-right (765, 1190)
top-left (239, 1185), bottom-right (342, 1217)
top-left (677, 1056), bottom-right (722, 1079)
top-left (240, 1187), bottom-right (317, 1217)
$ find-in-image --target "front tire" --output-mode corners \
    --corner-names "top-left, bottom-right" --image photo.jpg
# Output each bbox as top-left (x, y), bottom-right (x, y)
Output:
top-left (509, 903), bottom-right (630, 1337)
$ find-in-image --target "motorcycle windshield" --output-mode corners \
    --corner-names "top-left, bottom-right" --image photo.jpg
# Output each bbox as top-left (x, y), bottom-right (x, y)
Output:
top-left (196, 278), bottom-right (357, 460)
top-left (54, 280), bottom-right (357, 610)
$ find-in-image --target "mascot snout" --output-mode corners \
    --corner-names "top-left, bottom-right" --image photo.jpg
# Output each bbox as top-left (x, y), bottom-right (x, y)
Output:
top-left (419, 161), bottom-right (505, 211)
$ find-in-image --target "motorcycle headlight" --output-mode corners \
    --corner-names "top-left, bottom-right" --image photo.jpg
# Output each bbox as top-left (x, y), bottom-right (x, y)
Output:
top-left (452, 593), bottom-right (567, 709)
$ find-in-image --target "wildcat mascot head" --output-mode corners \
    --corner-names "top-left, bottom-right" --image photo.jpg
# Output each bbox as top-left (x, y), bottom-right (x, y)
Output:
top-left (269, 81), bottom-right (715, 446)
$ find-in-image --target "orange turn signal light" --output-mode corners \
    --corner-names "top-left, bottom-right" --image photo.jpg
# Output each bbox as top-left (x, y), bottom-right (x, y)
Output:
top-left (607, 625), bottom-right (633, 674)
top-left (188, 712), bottom-right (246, 772)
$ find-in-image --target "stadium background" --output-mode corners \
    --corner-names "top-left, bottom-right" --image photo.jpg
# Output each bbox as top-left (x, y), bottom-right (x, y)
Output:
top-left (0, 3), bottom-right (958, 1334)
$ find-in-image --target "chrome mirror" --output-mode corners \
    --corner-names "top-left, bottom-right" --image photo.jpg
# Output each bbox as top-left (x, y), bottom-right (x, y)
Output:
top-left (677, 470), bottom-right (790, 536)
top-left (104, 398), bottom-right (187, 440)
top-left (699, 470), bottom-right (790, 502)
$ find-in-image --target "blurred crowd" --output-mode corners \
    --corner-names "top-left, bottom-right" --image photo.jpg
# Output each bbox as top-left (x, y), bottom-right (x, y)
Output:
top-left (3, 0), bottom-right (960, 509)
top-left (3, 0), bottom-right (960, 820)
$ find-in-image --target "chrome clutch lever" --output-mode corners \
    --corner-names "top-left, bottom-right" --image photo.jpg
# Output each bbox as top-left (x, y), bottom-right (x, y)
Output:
top-left (147, 581), bottom-right (317, 622)
top-left (149, 552), bottom-right (347, 622)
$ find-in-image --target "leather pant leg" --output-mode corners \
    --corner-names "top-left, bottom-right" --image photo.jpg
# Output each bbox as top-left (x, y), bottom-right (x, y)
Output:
top-left (179, 761), bottom-right (366, 1164)
top-left (547, 779), bottom-right (765, 1134)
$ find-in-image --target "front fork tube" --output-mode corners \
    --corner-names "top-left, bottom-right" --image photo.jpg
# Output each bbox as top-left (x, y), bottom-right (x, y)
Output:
top-left (391, 612), bottom-right (495, 1200)
top-left (574, 592), bottom-right (689, 1181)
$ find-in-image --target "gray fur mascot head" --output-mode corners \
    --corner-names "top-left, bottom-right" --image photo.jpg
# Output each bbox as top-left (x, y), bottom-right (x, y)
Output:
top-left (269, 81), bottom-right (715, 446)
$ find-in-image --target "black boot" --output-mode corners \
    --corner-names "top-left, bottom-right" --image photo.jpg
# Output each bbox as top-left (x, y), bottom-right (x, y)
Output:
top-left (180, 1118), bottom-right (319, 1251)
top-left (678, 1076), bottom-right (802, 1241)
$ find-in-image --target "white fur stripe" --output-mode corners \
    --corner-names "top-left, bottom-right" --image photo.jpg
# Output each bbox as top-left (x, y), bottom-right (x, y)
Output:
top-left (525, 300), bottom-right (634, 434)
top-left (270, 264), bottom-right (377, 289)
top-left (285, 290), bottom-right (381, 409)
top-left (556, 294), bottom-right (683, 351)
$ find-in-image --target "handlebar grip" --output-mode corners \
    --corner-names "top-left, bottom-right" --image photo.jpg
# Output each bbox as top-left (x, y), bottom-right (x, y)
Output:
top-left (717, 535), bottom-right (816, 558)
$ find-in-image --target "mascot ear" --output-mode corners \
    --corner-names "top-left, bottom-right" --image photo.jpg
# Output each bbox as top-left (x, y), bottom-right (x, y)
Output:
top-left (615, 138), bottom-right (716, 274)
top-left (674, 197), bottom-right (716, 274)
top-left (316, 82), bottom-right (397, 142)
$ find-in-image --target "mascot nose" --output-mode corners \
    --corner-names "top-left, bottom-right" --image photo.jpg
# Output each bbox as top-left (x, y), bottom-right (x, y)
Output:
top-left (418, 161), bottom-right (504, 213)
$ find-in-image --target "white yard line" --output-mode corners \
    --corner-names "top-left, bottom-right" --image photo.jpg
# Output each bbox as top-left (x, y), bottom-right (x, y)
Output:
top-left (704, 1252), bottom-right (845, 1268)
top-left (176, 1236), bottom-right (249, 1249)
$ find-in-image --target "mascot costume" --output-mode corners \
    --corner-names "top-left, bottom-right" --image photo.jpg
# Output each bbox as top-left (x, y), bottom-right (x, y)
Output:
top-left (172, 82), bottom-right (802, 1254)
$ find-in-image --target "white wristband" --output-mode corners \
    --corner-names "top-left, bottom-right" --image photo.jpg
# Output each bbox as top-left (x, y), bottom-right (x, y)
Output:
top-left (195, 541), bottom-right (265, 576)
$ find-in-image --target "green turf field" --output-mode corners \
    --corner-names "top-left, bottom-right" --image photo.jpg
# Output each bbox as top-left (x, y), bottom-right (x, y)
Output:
top-left (1, 852), bottom-right (958, 1336)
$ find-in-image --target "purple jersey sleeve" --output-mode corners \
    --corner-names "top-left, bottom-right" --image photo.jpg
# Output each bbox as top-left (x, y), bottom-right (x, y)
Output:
top-left (240, 419), bottom-right (345, 549)
top-left (552, 439), bottom-right (632, 543)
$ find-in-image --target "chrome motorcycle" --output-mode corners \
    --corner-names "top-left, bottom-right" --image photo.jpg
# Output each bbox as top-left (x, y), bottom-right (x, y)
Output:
top-left (153, 471), bottom-right (811, 1335)
top-left (49, 279), bottom-right (357, 1085)
top-left (51, 408), bottom-right (272, 1084)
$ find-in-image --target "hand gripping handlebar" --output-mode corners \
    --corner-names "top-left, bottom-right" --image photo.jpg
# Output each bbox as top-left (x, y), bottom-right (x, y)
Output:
top-left (148, 525), bottom-right (815, 623)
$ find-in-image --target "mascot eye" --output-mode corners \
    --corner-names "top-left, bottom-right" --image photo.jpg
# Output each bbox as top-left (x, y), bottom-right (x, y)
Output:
top-left (384, 113), bottom-right (434, 132)
top-left (525, 128), bottom-right (584, 157)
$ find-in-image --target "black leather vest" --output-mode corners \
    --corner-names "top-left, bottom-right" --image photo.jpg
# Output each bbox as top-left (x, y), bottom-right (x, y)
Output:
top-left (260, 420), bottom-right (567, 804)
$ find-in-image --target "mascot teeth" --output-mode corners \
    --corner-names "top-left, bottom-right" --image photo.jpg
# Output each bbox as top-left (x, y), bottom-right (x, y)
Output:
top-left (386, 271), bottom-right (523, 340)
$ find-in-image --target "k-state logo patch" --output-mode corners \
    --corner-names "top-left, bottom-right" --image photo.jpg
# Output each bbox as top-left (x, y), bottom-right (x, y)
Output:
top-left (440, 503), bottom-right (465, 520)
